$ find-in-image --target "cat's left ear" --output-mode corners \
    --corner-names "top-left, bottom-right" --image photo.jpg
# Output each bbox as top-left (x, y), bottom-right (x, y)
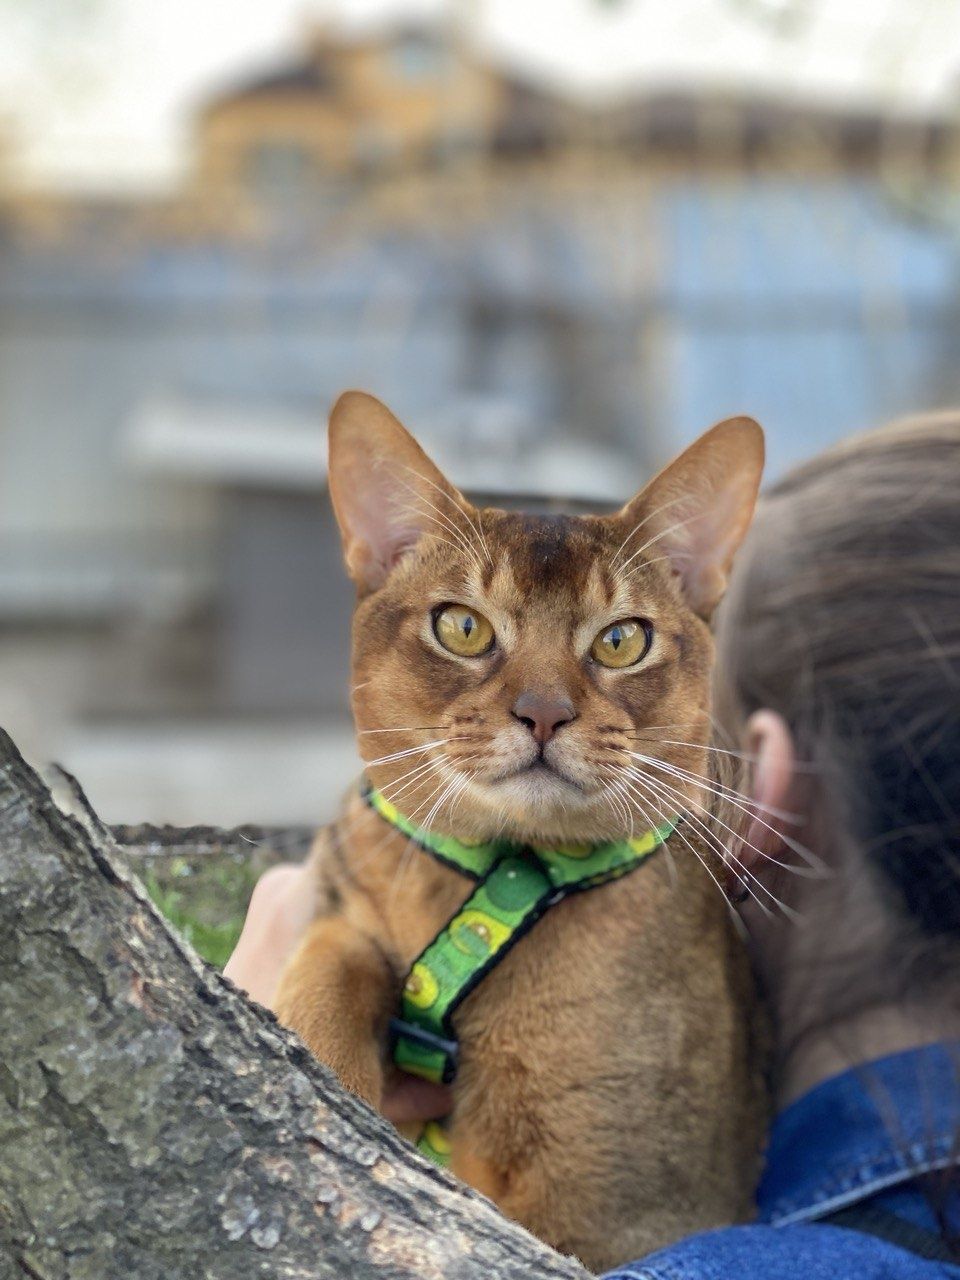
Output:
top-left (327, 390), bottom-right (474, 593)
top-left (615, 417), bottom-right (764, 618)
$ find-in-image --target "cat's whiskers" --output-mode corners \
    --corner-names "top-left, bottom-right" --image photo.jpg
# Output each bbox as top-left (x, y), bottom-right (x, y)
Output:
top-left (629, 763), bottom-right (814, 885)
top-left (358, 725), bottom-right (447, 734)
top-left (380, 773), bottom-right (458, 904)
top-left (392, 489), bottom-right (484, 572)
top-left (405, 463), bottom-right (494, 569)
top-left (626, 733), bottom-right (820, 778)
top-left (439, 767), bottom-right (475, 836)
top-left (387, 768), bottom-right (471, 907)
top-left (608, 765), bottom-right (759, 922)
top-left (617, 511), bottom-right (707, 576)
top-left (625, 768), bottom-right (787, 926)
top-left (620, 761), bottom-right (817, 915)
top-left (334, 760), bottom-right (448, 843)
top-left (605, 767), bottom-right (639, 835)
top-left (378, 753), bottom-right (453, 802)
top-left (608, 494), bottom-right (691, 570)
top-left (625, 734), bottom-right (757, 763)
top-left (600, 767), bottom-right (678, 887)
top-left (363, 738), bottom-right (462, 768)
top-left (622, 743), bottom-right (802, 821)
top-left (601, 760), bottom-right (760, 914)
top-left (336, 752), bottom-right (482, 879)
top-left (599, 776), bottom-right (634, 838)
top-left (388, 472), bottom-right (483, 568)
top-left (625, 751), bottom-right (825, 873)
top-left (620, 764), bottom-right (804, 919)
top-left (386, 753), bottom-right (480, 809)
top-left (620, 553), bottom-right (685, 583)
top-left (395, 463), bottom-right (493, 569)
top-left (630, 747), bottom-right (789, 822)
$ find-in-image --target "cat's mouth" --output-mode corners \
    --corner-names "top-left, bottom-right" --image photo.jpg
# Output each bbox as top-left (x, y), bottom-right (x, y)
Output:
top-left (491, 759), bottom-right (585, 793)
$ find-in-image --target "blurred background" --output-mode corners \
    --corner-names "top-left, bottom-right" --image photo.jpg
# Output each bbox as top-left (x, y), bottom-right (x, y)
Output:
top-left (3, 0), bottom-right (960, 828)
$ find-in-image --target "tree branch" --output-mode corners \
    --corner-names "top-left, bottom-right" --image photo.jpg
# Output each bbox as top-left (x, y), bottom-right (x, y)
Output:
top-left (0, 729), bottom-right (590, 1279)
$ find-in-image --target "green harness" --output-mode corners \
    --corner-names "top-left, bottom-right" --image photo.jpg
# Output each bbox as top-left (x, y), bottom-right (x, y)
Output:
top-left (363, 783), bottom-right (679, 1166)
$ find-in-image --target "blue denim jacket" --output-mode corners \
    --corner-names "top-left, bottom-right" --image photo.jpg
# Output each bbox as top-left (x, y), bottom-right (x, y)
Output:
top-left (604, 1043), bottom-right (960, 1280)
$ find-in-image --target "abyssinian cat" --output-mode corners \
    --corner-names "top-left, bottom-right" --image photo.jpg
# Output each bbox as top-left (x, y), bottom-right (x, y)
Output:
top-left (274, 391), bottom-right (767, 1270)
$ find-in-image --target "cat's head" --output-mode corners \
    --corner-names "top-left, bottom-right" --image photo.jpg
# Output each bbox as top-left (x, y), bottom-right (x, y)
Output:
top-left (329, 391), bottom-right (763, 843)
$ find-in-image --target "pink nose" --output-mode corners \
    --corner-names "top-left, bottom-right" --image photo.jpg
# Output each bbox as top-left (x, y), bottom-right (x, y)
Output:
top-left (511, 692), bottom-right (576, 747)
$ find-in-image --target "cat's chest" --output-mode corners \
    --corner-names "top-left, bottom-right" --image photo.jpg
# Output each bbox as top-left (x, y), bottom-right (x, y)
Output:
top-left (380, 851), bottom-right (685, 1037)
top-left (335, 813), bottom-right (706, 1038)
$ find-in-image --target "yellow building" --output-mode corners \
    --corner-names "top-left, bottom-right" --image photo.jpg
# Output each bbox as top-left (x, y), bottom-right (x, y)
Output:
top-left (193, 23), bottom-right (522, 207)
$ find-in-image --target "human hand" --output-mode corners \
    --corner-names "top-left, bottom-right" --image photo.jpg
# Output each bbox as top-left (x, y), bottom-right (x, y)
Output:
top-left (224, 863), bottom-right (452, 1127)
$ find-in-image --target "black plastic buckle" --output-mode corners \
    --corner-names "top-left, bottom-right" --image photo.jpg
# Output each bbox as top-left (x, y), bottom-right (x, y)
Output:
top-left (389, 1017), bottom-right (460, 1073)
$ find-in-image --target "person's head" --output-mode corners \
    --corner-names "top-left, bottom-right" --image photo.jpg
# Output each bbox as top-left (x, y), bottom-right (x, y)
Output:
top-left (714, 414), bottom-right (960, 1080)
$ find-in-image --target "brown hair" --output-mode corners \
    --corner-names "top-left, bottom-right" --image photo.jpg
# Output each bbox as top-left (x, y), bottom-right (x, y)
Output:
top-left (715, 412), bottom-right (960, 943)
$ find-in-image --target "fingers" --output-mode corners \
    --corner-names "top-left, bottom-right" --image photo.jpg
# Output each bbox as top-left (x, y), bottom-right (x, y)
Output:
top-left (223, 862), bottom-right (317, 1005)
top-left (381, 1073), bottom-right (454, 1126)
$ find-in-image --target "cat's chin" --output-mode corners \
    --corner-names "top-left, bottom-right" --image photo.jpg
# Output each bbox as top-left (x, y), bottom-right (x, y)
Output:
top-left (469, 773), bottom-right (624, 844)
top-left (478, 762), bottom-right (597, 828)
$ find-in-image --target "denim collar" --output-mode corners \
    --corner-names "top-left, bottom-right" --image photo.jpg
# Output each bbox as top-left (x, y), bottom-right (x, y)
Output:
top-left (758, 1041), bottom-right (960, 1227)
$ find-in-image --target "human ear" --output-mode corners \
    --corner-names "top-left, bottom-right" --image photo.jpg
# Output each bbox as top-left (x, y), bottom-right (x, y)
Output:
top-left (735, 709), bottom-right (797, 878)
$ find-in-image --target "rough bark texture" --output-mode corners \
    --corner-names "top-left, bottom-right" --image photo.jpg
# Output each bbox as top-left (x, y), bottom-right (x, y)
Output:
top-left (0, 731), bottom-right (590, 1280)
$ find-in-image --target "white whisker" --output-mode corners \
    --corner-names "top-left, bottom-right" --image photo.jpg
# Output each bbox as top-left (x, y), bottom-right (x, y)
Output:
top-left (617, 511), bottom-right (706, 575)
top-left (629, 733), bottom-right (820, 775)
top-left (389, 474), bottom-right (483, 568)
top-left (623, 765), bottom-right (805, 919)
top-left (393, 490), bottom-right (483, 571)
top-left (612, 767), bottom-right (757, 922)
top-left (621, 553), bottom-right (684, 582)
top-left (609, 494), bottom-right (691, 569)
top-left (397, 463), bottom-right (493, 568)
top-left (358, 725), bottom-right (447, 734)
top-left (626, 751), bottom-right (825, 873)
top-left (364, 738), bottom-right (456, 768)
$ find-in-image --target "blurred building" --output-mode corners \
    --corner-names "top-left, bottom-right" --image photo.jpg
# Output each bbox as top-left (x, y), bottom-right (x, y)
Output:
top-left (2, 14), bottom-right (960, 822)
top-left (194, 24), bottom-right (506, 209)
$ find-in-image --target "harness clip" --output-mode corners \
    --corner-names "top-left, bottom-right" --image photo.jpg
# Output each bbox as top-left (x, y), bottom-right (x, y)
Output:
top-left (389, 1017), bottom-right (460, 1074)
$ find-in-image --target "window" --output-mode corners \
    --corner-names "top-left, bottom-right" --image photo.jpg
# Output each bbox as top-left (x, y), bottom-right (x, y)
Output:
top-left (245, 142), bottom-right (312, 200)
top-left (391, 34), bottom-right (447, 81)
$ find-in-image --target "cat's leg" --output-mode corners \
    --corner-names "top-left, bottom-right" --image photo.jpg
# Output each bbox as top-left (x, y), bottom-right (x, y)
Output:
top-left (449, 1147), bottom-right (509, 1203)
top-left (273, 917), bottom-right (396, 1108)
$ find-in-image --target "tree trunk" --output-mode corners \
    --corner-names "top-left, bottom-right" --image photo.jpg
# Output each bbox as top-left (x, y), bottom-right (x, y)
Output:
top-left (0, 729), bottom-right (590, 1280)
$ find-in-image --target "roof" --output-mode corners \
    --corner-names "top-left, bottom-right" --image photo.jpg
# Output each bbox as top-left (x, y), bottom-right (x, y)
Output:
top-left (199, 14), bottom-right (957, 153)
top-left (220, 60), bottom-right (334, 101)
top-left (199, 19), bottom-right (454, 118)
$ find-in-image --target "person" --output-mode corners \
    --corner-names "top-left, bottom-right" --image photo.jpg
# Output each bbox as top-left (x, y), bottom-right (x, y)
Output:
top-left (225, 412), bottom-right (960, 1276)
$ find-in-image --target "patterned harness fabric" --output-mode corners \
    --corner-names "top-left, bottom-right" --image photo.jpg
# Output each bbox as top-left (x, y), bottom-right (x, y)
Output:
top-left (363, 782), bottom-right (679, 1166)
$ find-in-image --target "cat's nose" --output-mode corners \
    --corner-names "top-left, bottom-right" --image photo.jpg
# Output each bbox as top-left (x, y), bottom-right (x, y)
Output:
top-left (511, 692), bottom-right (576, 747)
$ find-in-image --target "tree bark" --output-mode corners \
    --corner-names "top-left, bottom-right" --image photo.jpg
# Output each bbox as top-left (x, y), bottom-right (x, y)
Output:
top-left (0, 730), bottom-right (591, 1280)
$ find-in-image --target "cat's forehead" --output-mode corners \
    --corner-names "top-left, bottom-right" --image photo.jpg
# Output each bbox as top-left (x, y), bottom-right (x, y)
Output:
top-left (477, 510), bottom-right (619, 611)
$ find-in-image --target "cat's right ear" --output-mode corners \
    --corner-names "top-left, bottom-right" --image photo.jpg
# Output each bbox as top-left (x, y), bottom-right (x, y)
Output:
top-left (327, 390), bottom-right (471, 593)
top-left (614, 416), bottom-right (765, 619)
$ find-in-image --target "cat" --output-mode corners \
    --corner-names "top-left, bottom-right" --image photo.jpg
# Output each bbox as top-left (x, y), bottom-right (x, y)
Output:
top-left (273, 390), bottom-right (767, 1271)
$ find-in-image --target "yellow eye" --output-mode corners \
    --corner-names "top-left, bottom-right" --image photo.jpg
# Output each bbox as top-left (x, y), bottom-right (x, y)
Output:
top-left (433, 604), bottom-right (495, 657)
top-left (591, 619), bottom-right (652, 669)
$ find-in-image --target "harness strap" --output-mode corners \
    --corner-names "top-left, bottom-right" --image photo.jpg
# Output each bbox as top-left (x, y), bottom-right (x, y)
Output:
top-left (391, 851), bottom-right (559, 1086)
top-left (362, 782), bottom-right (678, 1166)
top-left (821, 1203), bottom-right (959, 1263)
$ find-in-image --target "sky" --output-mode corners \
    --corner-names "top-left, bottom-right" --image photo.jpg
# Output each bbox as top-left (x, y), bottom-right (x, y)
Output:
top-left (2, 0), bottom-right (960, 193)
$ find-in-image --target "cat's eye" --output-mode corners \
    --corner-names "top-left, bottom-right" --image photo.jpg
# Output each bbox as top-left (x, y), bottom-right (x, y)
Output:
top-left (591, 618), bottom-right (653, 669)
top-left (433, 604), bottom-right (495, 657)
